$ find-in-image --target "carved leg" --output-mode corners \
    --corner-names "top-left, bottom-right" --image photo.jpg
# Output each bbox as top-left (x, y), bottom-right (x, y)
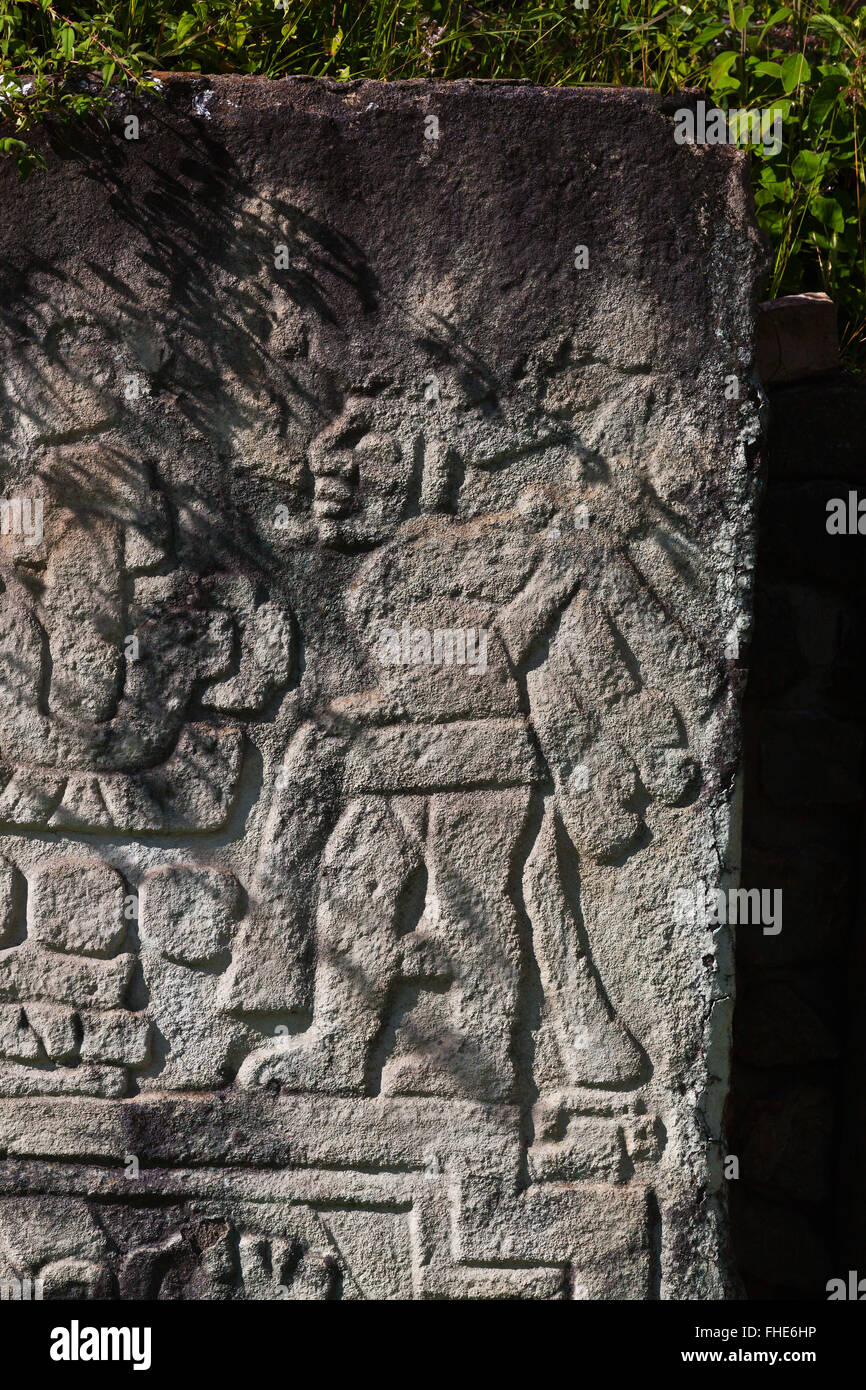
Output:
top-left (523, 800), bottom-right (647, 1090)
top-left (237, 794), bottom-right (423, 1093)
top-left (382, 788), bottom-right (530, 1103)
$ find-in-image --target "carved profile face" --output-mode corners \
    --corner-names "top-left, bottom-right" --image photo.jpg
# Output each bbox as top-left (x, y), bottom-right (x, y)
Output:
top-left (0, 449), bottom-right (294, 835)
top-left (308, 399), bottom-right (414, 550)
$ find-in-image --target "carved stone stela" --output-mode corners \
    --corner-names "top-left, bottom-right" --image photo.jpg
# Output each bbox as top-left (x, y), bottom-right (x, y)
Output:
top-left (0, 79), bottom-right (763, 1299)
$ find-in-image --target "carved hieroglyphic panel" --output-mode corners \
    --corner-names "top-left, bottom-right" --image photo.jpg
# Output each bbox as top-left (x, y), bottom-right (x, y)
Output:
top-left (0, 78), bottom-right (763, 1299)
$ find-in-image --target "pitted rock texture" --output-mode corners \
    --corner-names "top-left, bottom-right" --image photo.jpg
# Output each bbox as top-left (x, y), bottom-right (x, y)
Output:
top-left (0, 77), bottom-right (763, 1300)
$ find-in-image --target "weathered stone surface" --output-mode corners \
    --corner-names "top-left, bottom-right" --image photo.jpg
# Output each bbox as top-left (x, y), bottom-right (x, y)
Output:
top-left (0, 76), bottom-right (763, 1299)
top-left (140, 864), bottom-right (242, 965)
top-left (30, 860), bottom-right (127, 957)
top-left (756, 292), bottom-right (839, 384)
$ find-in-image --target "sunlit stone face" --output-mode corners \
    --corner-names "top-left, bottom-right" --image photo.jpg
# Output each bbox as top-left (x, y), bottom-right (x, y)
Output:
top-left (0, 77), bottom-right (762, 1302)
top-left (308, 399), bottom-right (414, 551)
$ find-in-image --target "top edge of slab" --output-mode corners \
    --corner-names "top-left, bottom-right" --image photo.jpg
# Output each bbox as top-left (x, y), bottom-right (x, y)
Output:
top-left (138, 72), bottom-right (706, 108)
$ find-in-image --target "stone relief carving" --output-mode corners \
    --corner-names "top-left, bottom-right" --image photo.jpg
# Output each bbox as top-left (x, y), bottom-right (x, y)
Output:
top-left (0, 77), bottom-right (763, 1299)
top-left (0, 448), bottom-right (294, 834)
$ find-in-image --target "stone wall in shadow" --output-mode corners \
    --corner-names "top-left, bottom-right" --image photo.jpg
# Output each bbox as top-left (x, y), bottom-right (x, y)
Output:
top-left (730, 373), bottom-right (866, 1298)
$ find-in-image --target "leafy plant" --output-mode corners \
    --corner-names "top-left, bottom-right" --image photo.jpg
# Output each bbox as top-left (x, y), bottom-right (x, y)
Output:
top-left (0, 1), bottom-right (864, 368)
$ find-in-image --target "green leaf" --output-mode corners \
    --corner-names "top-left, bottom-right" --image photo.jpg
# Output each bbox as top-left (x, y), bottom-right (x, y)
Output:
top-left (759, 175), bottom-right (793, 203)
top-left (810, 12), bottom-right (862, 58)
top-left (818, 63), bottom-right (852, 81)
top-left (757, 205), bottom-right (787, 235)
top-left (752, 61), bottom-right (783, 78)
top-left (175, 13), bottom-right (198, 44)
top-left (791, 148), bottom-right (827, 181)
top-left (709, 50), bottom-right (739, 93)
top-left (812, 196), bottom-right (845, 232)
top-left (781, 53), bottom-right (811, 94)
top-left (808, 75), bottom-right (847, 128)
top-left (695, 24), bottom-right (727, 46)
top-left (757, 7), bottom-right (793, 41)
top-left (809, 229), bottom-right (838, 252)
top-left (59, 26), bottom-right (75, 62)
top-left (729, 5), bottom-right (754, 34)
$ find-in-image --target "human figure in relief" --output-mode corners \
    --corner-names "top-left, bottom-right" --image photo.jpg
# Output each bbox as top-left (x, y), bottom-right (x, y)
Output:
top-left (239, 398), bottom-right (697, 1100)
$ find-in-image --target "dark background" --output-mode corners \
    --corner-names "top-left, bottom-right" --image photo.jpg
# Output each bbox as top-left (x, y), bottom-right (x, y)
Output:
top-left (730, 371), bottom-right (866, 1298)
